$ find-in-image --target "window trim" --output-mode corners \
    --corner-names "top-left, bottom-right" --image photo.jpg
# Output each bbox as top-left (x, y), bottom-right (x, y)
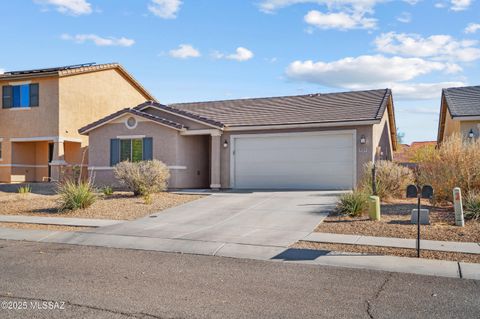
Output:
top-left (0, 138), bottom-right (3, 161)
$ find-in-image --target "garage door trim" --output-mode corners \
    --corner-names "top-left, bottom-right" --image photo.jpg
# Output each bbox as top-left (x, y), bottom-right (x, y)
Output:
top-left (229, 130), bottom-right (357, 189)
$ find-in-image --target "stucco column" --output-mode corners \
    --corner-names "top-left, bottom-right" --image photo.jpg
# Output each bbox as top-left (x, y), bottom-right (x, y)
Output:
top-left (210, 133), bottom-right (221, 189)
top-left (50, 140), bottom-right (67, 182)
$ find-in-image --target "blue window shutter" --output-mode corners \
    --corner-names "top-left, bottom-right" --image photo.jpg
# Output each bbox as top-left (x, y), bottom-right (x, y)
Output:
top-left (2, 86), bottom-right (12, 108)
top-left (143, 137), bottom-right (153, 160)
top-left (110, 139), bottom-right (120, 166)
top-left (30, 83), bottom-right (39, 107)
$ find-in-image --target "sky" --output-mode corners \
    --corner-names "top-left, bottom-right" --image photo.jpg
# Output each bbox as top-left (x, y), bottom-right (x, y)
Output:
top-left (1, 0), bottom-right (479, 143)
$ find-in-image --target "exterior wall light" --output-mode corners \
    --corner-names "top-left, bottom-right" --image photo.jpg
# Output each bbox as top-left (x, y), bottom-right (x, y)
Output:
top-left (468, 129), bottom-right (475, 139)
top-left (360, 135), bottom-right (367, 144)
top-left (223, 140), bottom-right (229, 148)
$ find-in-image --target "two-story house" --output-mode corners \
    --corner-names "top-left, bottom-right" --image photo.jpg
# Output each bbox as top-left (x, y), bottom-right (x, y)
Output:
top-left (0, 63), bottom-right (154, 183)
top-left (437, 85), bottom-right (480, 144)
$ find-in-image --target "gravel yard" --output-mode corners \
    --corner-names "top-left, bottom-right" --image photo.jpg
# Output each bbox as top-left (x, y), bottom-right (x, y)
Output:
top-left (0, 222), bottom-right (91, 232)
top-left (0, 183), bottom-right (205, 220)
top-left (316, 198), bottom-right (480, 243)
top-left (294, 241), bottom-right (480, 263)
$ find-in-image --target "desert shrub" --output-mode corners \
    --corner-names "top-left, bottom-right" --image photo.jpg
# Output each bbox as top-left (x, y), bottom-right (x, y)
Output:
top-left (464, 191), bottom-right (480, 220)
top-left (336, 190), bottom-right (369, 217)
top-left (360, 160), bottom-right (414, 199)
top-left (57, 180), bottom-right (96, 211)
top-left (418, 134), bottom-right (480, 202)
top-left (17, 184), bottom-right (32, 194)
top-left (113, 160), bottom-right (170, 196)
top-left (102, 186), bottom-right (114, 196)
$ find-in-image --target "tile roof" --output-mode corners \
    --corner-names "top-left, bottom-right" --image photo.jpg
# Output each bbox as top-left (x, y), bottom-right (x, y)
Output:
top-left (0, 63), bottom-right (155, 100)
top-left (168, 89), bottom-right (392, 127)
top-left (443, 85), bottom-right (480, 117)
top-left (134, 101), bottom-right (225, 128)
top-left (78, 108), bottom-right (184, 134)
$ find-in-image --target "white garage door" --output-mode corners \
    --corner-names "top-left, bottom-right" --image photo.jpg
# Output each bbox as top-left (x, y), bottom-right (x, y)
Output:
top-left (231, 132), bottom-right (355, 190)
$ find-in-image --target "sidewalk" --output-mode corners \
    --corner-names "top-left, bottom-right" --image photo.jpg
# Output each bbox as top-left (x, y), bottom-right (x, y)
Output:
top-left (303, 232), bottom-right (480, 254)
top-left (0, 227), bottom-right (478, 280)
top-left (0, 215), bottom-right (122, 227)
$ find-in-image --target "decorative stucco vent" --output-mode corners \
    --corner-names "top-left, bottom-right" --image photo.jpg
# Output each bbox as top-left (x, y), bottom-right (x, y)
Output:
top-left (125, 116), bottom-right (137, 129)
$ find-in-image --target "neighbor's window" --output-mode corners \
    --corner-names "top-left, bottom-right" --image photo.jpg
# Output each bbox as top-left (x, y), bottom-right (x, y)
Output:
top-left (2, 83), bottom-right (39, 108)
top-left (120, 139), bottom-right (143, 162)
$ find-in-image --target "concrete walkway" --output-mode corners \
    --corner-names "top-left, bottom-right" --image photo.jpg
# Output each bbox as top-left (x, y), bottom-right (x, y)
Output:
top-left (0, 215), bottom-right (122, 227)
top-left (304, 232), bottom-right (480, 254)
top-left (0, 227), bottom-right (478, 280)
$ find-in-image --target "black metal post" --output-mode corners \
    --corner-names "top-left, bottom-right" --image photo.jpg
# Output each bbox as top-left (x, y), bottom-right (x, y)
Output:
top-left (417, 196), bottom-right (421, 258)
top-left (372, 163), bottom-right (377, 196)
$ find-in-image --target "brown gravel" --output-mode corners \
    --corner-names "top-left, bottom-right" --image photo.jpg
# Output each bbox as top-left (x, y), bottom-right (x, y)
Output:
top-left (0, 191), bottom-right (204, 220)
top-left (317, 198), bottom-right (480, 243)
top-left (0, 222), bottom-right (91, 232)
top-left (294, 241), bottom-right (480, 263)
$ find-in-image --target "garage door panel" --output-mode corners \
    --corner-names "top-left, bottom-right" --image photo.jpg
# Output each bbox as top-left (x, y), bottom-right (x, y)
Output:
top-left (236, 135), bottom-right (352, 150)
top-left (236, 149), bottom-right (354, 163)
top-left (232, 132), bottom-right (355, 190)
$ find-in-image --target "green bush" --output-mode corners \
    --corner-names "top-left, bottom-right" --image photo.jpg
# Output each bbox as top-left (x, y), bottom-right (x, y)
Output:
top-left (17, 184), bottom-right (32, 194)
top-left (113, 160), bottom-right (170, 196)
top-left (102, 186), bottom-right (114, 196)
top-left (464, 191), bottom-right (480, 220)
top-left (336, 191), bottom-right (369, 217)
top-left (57, 180), bottom-right (96, 211)
top-left (361, 160), bottom-right (414, 199)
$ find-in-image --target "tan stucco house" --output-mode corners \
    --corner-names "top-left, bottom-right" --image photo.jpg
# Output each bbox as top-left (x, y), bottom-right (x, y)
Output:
top-left (80, 89), bottom-right (397, 190)
top-left (0, 63), bottom-right (154, 183)
top-left (437, 85), bottom-right (480, 144)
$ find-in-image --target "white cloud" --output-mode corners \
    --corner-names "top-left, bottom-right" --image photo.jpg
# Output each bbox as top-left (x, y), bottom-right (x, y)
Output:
top-left (374, 32), bottom-right (480, 62)
top-left (403, 0), bottom-right (420, 4)
top-left (391, 82), bottom-right (465, 100)
top-left (213, 47), bottom-right (254, 62)
top-left (148, 0), bottom-right (182, 19)
top-left (450, 0), bottom-right (472, 11)
top-left (304, 10), bottom-right (376, 30)
top-left (286, 55), bottom-right (459, 89)
top-left (168, 44), bottom-right (200, 59)
top-left (465, 23), bottom-right (480, 34)
top-left (258, 0), bottom-right (382, 14)
top-left (61, 34), bottom-right (135, 47)
top-left (0, 68), bottom-right (4, 74)
top-left (396, 12), bottom-right (411, 23)
top-left (34, 0), bottom-right (92, 15)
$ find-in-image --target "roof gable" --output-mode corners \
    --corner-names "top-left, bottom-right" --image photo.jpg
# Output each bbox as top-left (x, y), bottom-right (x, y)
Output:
top-left (443, 85), bottom-right (480, 117)
top-left (78, 108), bottom-right (184, 135)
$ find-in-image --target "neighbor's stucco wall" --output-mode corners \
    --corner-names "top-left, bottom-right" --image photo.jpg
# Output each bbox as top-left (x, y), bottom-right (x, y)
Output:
top-left (443, 108), bottom-right (461, 139)
top-left (59, 68), bottom-right (151, 147)
top-left (219, 125), bottom-right (374, 189)
top-left (371, 106), bottom-right (393, 161)
top-left (0, 76), bottom-right (60, 141)
top-left (87, 117), bottom-right (210, 189)
top-left (460, 120), bottom-right (480, 139)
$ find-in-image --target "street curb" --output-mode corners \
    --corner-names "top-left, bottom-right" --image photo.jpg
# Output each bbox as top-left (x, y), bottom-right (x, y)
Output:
top-left (0, 228), bottom-right (478, 280)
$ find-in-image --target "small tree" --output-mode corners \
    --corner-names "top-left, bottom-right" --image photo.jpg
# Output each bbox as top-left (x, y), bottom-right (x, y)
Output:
top-left (114, 160), bottom-right (170, 196)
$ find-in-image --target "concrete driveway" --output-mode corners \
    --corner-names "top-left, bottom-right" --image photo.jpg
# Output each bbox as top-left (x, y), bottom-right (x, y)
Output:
top-left (95, 191), bottom-right (340, 248)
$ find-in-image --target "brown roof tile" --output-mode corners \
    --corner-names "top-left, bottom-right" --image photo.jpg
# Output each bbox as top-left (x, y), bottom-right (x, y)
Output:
top-left (168, 89), bottom-right (392, 128)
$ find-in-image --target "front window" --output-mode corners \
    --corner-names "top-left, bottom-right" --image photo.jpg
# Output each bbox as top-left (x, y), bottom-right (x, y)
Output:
top-left (120, 139), bottom-right (143, 162)
top-left (2, 83), bottom-right (39, 108)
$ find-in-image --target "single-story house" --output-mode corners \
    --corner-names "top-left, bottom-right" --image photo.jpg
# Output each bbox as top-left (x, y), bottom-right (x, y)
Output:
top-left (437, 85), bottom-right (480, 144)
top-left (79, 89), bottom-right (397, 190)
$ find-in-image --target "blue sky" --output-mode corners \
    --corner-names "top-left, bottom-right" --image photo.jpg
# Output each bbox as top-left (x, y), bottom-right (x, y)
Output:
top-left (1, 0), bottom-right (479, 143)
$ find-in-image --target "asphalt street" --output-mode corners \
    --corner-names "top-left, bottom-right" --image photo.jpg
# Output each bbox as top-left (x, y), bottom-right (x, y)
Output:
top-left (0, 239), bottom-right (478, 319)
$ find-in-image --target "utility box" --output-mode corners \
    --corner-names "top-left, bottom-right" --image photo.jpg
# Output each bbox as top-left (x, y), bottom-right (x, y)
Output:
top-left (368, 196), bottom-right (381, 221)
top-left (411, 209), bottom-right (430, 225)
